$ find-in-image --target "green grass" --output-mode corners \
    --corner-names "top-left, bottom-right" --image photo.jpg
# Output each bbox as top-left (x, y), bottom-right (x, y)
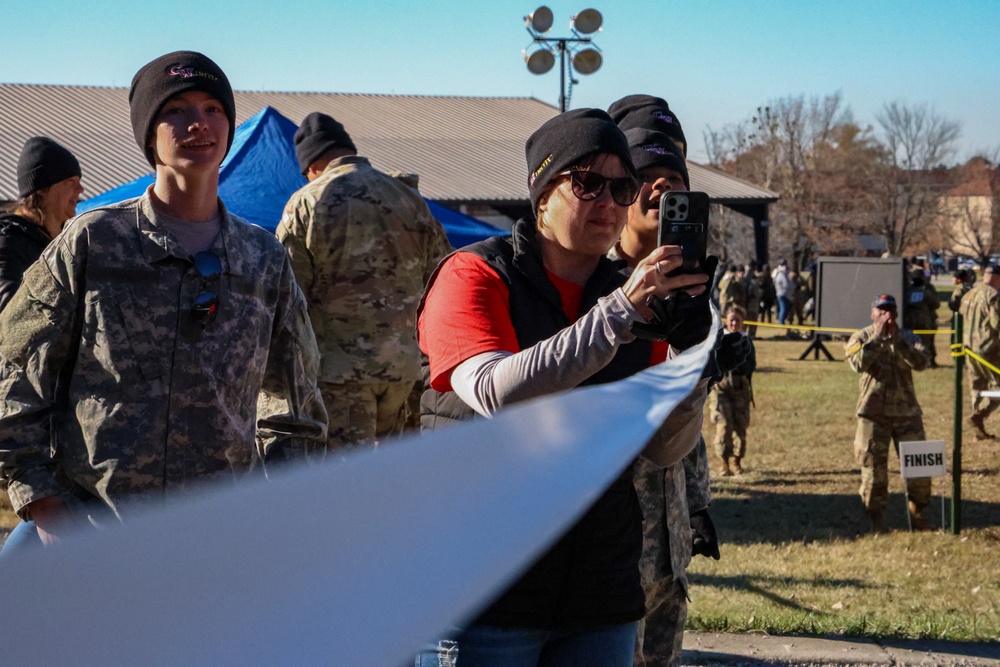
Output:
top-left (691, 315), bottom-right (1000, 642)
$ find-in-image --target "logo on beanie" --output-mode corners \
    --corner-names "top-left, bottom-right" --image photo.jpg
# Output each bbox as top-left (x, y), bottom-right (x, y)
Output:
top-left (529, 154), bottom-right (553, 186)
top-left (653, 110), bottom-right (675, 124)
top-left (167, 64), bottom-right (220, 82)
top-left (642, 144), bottom-right (668, 155)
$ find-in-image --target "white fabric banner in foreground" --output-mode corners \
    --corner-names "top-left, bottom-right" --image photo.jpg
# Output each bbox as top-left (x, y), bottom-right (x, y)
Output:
top-left (0, 326), bottom-right (715, 666)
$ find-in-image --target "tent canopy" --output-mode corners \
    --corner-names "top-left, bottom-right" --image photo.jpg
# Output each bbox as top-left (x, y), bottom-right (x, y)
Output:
top-left (78, 106), bottom-right (507, 248)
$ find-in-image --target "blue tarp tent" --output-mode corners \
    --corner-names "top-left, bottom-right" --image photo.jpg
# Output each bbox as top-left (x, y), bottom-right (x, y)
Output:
top-left (79, 106), bottom-right (507, 248)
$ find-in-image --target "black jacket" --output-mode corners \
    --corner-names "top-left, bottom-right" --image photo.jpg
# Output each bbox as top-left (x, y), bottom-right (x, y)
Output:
top-left (0, 213), bottom-right (51, 312)
top-left (419, 218), bottom-right (650, 631)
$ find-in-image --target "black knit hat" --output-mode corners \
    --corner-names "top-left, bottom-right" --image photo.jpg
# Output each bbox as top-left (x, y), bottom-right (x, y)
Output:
top-left (525, 108), bottom-right (636, 213)
top-left (608, 94), bottom-right (687, 157)
top-left (623, 128), bottom-right (689, 190)
top-left (16, 137), bottom-right (81, 197)
top-left (293, 112), bottom-right (357, 175)
top-left (129, 51), bottom-right (236, 168)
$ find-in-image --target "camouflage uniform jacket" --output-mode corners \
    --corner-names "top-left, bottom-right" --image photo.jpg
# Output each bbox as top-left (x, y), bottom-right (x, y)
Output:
top-left (0, 191), bottom-right (328, 519)
top-left (845, 324), bottom-right (928, 419)
top-left (959, 281), bottom-right (1000, 368)
top-left (277, 156), bottom-right (451, 385)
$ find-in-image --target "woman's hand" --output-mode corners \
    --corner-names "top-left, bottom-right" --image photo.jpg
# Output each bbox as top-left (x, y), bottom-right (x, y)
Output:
top-left (622, 245), bottom-right (709, 320)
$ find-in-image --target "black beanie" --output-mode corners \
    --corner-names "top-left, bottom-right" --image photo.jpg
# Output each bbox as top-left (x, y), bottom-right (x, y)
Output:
top-left (608, 94), bottom-right (687, 157)
top-left (623, 128), bottom-right (690, 190)
top-left (16, 137), bottom-right (81, 197)
top-left (525, 108), bottom-right (636, 213)
top-left (129, 51), bottom-right (236, 168)
top-left (293, 112), bottom-right (357, 175)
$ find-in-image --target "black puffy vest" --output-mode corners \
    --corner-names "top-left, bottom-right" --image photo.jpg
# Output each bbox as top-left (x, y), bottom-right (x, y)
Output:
top-left (418, 218), bottom-right (650, 630)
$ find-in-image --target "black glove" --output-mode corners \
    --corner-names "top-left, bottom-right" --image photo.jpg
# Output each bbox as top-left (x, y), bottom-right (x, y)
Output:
top-left (630, 291), bottom-right (713, 348)
top-left (690, 508), bottom-right (721, 560)
top-left (629, 255), bottom-right (718, 346)
top-left (716, 331), bottom-right (752, 374)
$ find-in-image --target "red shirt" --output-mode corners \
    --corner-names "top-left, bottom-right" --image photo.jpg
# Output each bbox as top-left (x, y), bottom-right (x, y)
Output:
top-left (418, 252), bottom-right (668, 392)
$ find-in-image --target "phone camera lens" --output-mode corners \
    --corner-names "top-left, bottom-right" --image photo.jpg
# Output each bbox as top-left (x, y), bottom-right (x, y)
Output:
top-left (666, 210), bottom-right (676, 219)
top-left (679, 204), bottom-right (688, 214)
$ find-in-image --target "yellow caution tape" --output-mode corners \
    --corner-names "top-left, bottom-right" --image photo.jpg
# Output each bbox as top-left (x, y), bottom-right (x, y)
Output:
top-left (745, 320), bottom-right (954, 335)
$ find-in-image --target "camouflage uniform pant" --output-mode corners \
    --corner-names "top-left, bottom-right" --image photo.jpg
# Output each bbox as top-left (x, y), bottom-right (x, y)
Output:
top-left (320, 380), bottom-right (414, 450)
top-left (710, 394), bottom-right (750, 459)
top-left (854, 417), bottom-right (931, 512)
top-left (966, 362), bottom-right (1000, 421)
top-left (635, 576), bottom-right (687, 667)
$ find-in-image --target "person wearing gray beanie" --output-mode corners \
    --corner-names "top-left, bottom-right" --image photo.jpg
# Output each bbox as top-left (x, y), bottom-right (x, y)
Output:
top-left (0, 136), bottom-right (84, 311)
top-left (0, 51), bottom-right (328, 558)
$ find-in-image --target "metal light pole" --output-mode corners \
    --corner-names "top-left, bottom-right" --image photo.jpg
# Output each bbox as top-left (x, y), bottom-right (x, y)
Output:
top-left (522, 6), bottom-right (604, 112)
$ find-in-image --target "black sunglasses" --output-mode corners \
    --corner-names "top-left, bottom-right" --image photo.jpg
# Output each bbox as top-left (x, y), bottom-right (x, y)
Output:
top-left (556, 169), bottom-right (640, 207)
top-left (191, 251), bottom-right (221, 326)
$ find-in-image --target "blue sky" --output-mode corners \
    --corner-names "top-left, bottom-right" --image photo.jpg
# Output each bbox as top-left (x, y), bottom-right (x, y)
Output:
top-left (2, 0), bottom-right (997, 163)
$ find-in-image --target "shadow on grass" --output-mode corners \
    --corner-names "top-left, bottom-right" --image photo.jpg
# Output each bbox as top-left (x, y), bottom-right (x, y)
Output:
top-left (708, 486), bottom-right (1000, 544)
top-left (688, 572), bottom-right (878, 613)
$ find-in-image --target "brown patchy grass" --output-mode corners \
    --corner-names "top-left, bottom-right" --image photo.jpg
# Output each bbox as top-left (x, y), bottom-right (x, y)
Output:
top-left (691, 308), bottom-right (1000, 641)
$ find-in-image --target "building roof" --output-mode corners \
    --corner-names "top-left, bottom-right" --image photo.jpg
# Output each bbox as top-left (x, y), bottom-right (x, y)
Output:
top-left (0, 83), bottom-right (777, 206)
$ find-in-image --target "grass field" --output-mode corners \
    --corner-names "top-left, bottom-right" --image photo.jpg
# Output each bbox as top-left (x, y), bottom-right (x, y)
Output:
top-left (690, 320), bottom-right (1000, 642)
top-left (1, 295), bottom-right (997, 643)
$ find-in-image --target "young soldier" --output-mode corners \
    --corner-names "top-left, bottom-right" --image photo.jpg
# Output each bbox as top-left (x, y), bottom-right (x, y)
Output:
top-left (958, 263), bottom-right (1000, 440)
top-left (0, 51), bottom-right (327, 553)
top-left (709, 305), bottom-right (756, 476)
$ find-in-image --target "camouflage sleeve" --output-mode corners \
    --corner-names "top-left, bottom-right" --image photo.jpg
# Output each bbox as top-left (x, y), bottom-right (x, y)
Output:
top-left (275, 195), bottom-right (317, 303)
top-left (0, 245), bottom-right (81, 516)
top-left (255, 256), bottom-right (329, 463)
top-left (844, 329), bottom-right (873, 373)
top-left (897, 329), bottom-right (930, 371)
top-left (985, 295), bottom-right (1000, 358)
top-left (683, 436), bottom-right (711, 513)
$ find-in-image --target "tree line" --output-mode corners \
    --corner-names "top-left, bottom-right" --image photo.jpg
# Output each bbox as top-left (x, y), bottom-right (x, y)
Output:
top-left (703, 92), bottom-right (999, 270)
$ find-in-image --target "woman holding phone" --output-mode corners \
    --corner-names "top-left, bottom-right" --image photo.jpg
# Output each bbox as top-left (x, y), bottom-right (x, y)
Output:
top-left (416, 109), bottom-right (709, 666)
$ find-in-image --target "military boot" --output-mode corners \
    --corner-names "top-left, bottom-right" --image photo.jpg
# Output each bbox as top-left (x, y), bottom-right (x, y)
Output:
top-left (731, 456), bottom-right (744, 475)
top-left (719, 455), bottom-right (732, 477)
top-left (867, 508), bottom-right (886, 534)
top-left (970, 414), bottom-right (995, 441)
top-left (908, 501), bottom-right (932, 531)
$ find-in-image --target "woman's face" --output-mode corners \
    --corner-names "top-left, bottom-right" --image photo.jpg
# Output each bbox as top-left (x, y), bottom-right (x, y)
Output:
top-left (39, 176), bottom-right (83, 226)
top-left (536, 153), bottom-right (631, 259)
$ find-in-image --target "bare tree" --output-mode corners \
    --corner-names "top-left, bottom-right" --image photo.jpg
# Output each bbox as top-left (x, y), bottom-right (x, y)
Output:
top-left (873, 102), bottom-right (961, 254)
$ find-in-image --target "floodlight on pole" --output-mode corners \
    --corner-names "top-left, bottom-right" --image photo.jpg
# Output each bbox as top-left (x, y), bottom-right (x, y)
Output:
top-left (521, 6), bottom-right (605, 112)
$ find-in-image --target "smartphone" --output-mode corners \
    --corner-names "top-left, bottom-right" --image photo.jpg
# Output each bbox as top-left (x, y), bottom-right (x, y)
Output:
top-left (657, 191), bottom-right (710, 276)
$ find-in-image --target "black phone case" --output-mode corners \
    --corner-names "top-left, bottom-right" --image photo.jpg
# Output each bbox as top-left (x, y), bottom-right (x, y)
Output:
top-left (657, 191), bottom-right (710, 275)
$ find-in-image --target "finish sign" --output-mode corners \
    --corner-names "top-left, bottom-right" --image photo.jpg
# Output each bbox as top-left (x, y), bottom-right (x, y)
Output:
top-left (898, 440), bottom-right (947, 479)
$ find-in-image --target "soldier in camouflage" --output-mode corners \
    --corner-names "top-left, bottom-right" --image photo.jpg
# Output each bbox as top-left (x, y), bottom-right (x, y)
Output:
top-left (0, 51), bottom-right (328, 553)
top-left (605, 106), bottom-right (720, 667)
top-left (903, 267), bottom-right (942, 367)
top-left (958, 263), bottom-right (1000, 440)
top-left (742, 263), bottom-right (761, 338)
top-left (277, 112), bottom-right (451, 451)
top-left (845, 294), bottom-right (931, 532)
top-left (709, 304), bottom-right (756, 476)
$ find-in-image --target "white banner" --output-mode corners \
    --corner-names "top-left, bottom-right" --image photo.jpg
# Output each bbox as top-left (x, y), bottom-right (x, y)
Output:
top-left (898, 440), bottom-right (947, 479)
top-left (0, 323), bottom-right (715, 667)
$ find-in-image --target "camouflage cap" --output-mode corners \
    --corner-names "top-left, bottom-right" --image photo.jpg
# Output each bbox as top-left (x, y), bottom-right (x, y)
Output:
top-left (873, 294), bottom-right (897, 309)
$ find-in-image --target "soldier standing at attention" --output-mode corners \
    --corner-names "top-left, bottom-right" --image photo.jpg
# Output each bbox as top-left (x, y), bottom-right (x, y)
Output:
top-left (709, 304), bottom-right (756, 476)
top-left (277, 113), bottom-right (451, 450)
top-left (904, 267), bottom-right (942, 367)
top-left (0, 51), bottom-right (328, 555)
top-left (958, 263), bottom-right (1000, 440)
top-left (845, 294), bottom-right (932, 532)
